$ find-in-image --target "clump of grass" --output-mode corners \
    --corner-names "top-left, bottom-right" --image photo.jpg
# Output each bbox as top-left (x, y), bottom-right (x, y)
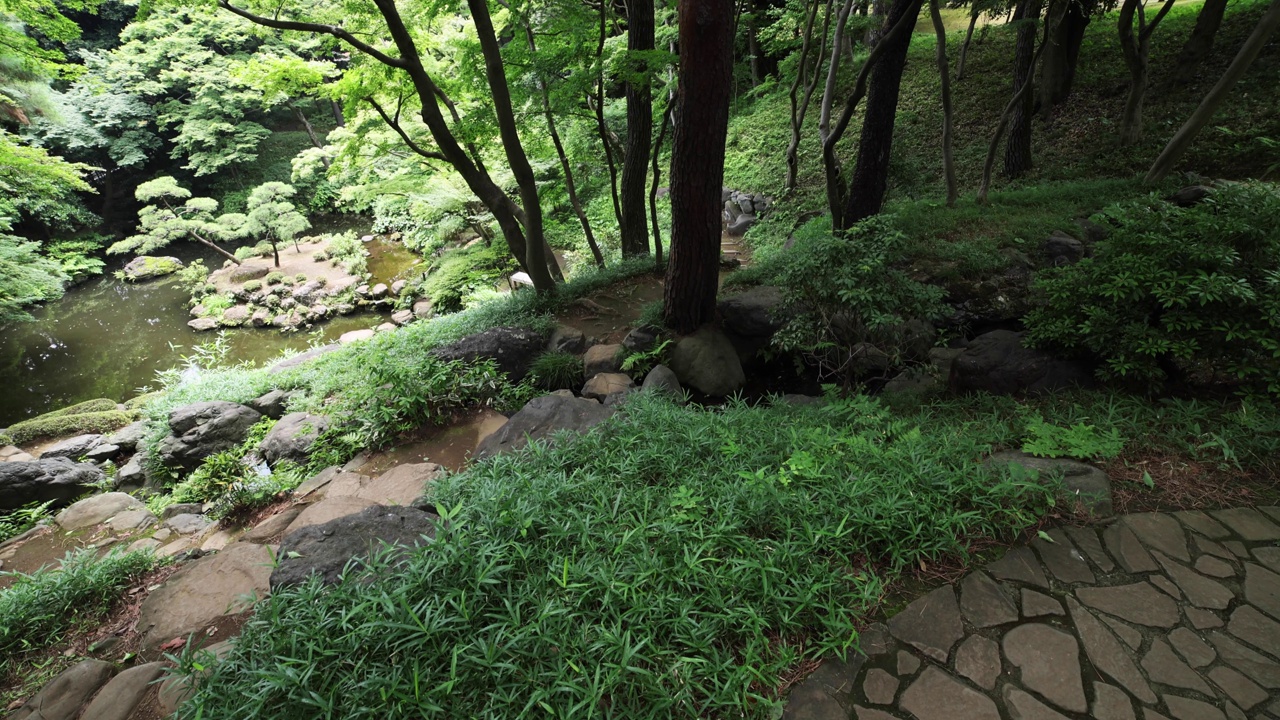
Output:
top-left (0, 549), bottom-right (158, 671)
top-left (178, 393), bottom-right (1051, 719)
top-left (527, 351), bottom-right (583, 390)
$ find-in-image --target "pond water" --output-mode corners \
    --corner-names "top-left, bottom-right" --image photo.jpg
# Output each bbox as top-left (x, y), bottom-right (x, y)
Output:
top-left (0, 224), bottom-right (420, 427)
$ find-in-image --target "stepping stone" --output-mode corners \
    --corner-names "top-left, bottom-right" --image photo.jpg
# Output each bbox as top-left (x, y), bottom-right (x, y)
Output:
top-left (1194, 555), bottom-right (1234, 577)
top-left (858, 624), bottom-right (893, 657)
top-left (1103, 523), bottom-right (1159, 573)
top-left (1002, 623), bottom-right (1086, 712)
top-left (1067, 597), bottom-right (1156, 703)
top-left (955, 635), bottom-right (1001, 690)
top-left (1223, 540), bottom-right (1248, 558)
top-left (1168, 627), bottom-right (1215, 668)
top-left (1173, 511), bottom-right (1231, 539)
top-left (1124, 513), bottom-right (1190, 562)
top-left (1206, 630), bottom-right (1280, 688)
top-left (1226, 605), bottom-right (1280, 661)
top-left (55, 492), bottom-right (148, 530)
top-left (163, 513), bottom-right (212, 535)
top-left (861, 669), bottom-right (898, 705)
top-left (1252, 547), bottom-right (1280, 573)
top-left (1021, 589), bottom-right (1064, 618)
top-left (283, 495), bottom-right (379, 536)
top-left (783, 653), bottom-right (865, 720)
top-left (107, 509), bottom-right (156, 532)
top-left (1066, 526), bottom-right (1115, 572)
top-left (887, 586), bottom-right (963, 662)
top-left (896, 650), bottom-right (920, 677)
top-left (1033, 530), bottom-right (1095, 584)
top-left (127, 537), bottom-right (161, 553)
top-left (77, 661), bottom-right (167, 720)
top-left (137, 542), bottom-right (273, 651)
top-left (1163, 695), bottom-right (1225, 720)
top-left (1262, 506), bottom-right (1280, 523)
top-left (1153, 550), bottom-right (1234, 609)
top-left (1207, 666), bottom-right (1268, 710)
top-left (1092, 682), bottom-right (1135, 720)
top-left (853, 707), bottom-right (896, 720)
top-left (1100, 615), bottom-right (1143, 651)
top-left (959, 571), bottom-right (1018, 628)
top-left (1192, 535), bottom-right (1235, 561)
top-left (987, 546), bottom-right (1049, 589)
top-left (1210, 508), bottom-right (1280, 542)
top-left (294, 466), bottom-right (341, 497)
top-left (1150, 575), bottom-right (1182, 599)
top-left (1076, 581), bottom-right (1179, 627)
top-left (1243, 562), bottom-right (1280, 620)
top-left (1185, 607), bottom-right (1223, 630)
top-left (240, 506), bottom-right (305, 543)
top-left (1140, 638), bottom-right (1213, 695)
top-left (899, 666), bottom-right (1000, 720)
top-left (1002, 686), bottom-right (1070, 720)
top-left (8, 659), bottom-right (115, 720)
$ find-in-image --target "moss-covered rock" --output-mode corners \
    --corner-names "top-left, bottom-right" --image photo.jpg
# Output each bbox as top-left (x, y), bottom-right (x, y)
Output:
top-left (0, 410), bottom-right (134, 446)
top-left (123, 256), bottom-right (185, 282)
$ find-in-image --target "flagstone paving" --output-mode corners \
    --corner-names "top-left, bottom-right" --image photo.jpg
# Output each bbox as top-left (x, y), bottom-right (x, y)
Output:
top-left (783, 506), bottom-right (1280, 720)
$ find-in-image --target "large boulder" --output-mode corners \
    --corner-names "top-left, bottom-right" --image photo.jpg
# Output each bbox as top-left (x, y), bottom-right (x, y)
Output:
top-left (39, 433), bottom-right (105, 460)
top-left (1041, 230), bottom-right (1085, 267)
top-left (339, 329), bottom-right (376, 345)
top-left (115, 456), bottom-right (145, 491)
top-left (77, 661), bottom-right (168, 720)
top-left (583, 343), bottom-right (624, 376)
top-left (475, 394), bottom-right (615, 460)
top-left (104, 421), bottom-right (146, 453)
top-left (259, 412), bottom-right (331, 467)
top-left (950, 330), bottom-right (1091, 396)
top-left (641, 364), bottom-right (683, 397)
top-left (668, 326), bottom-right (746, 397)
top-left (8, 659), bottom-right (115, 720)
top-left (228, 264), bottom-right (269, 283)
top-left (718, 286), bottom-right (786, 339)
top-left (122, 255), bottom-right (183, 282)
top-left (137, 542), bottom-right (273, 651)
top-left (155, 402), bottom-right (262, 471)
top-left (430, 326), bottom-right (547, 382)
top-left (56, 492), bottom-right (148, 530)
top-left (0, 458), bottom-right (105, 512)
top-left (986, 451), bottom-right (1113, 517)
top-left (247, 389), bottom-right (295, 419)
top-left (271, 505), bottom-right (438, 589)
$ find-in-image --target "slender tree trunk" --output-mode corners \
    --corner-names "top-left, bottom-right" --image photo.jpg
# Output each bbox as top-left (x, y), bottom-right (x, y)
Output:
top-left (595, 1), bottom-right (624, 230)
top-left (1003, 0), bottom-right (1042, 178)
top-left (785, 0), bottom-right (833, 192)
top-left (194, 235), bottom-right (242, 265)
top-left (839, 0), bottom-right (924, 228)
top-left (978, 14), bottom-right (1052, 202)
top-left (1147, 0), bottom-right (1280, 183)
top-left (1118, 0), bottom-right (1177, 146)
top-left (956, 7), bottom-right (980, 80)
top-left (621, 0), bottom-right (655, 256)
top-left (272, 241), bottom-right (281, 268)
top-left (1170, 0), bottom-right (1230, 85)
top-left (288, 99), bottom-right (330, 167)
top-left (819, 0), bottom-right (858, 147)
top-left (650, 105), bottom-right (671, 267)
top-left (1038, 0), bottom-right (1094, 115)
top-left (747, 1), bottom-right (763, 86)
top-left (664, 0), bottom-right (734, 334)
top-left (929, 0), bottom-right (958, 207)
top-left (331, 99), bottom-right (345, 127)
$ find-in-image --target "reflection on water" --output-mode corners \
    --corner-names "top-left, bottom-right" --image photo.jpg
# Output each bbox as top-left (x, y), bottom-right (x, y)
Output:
top-left (0, 223), bottom-right (420, 427)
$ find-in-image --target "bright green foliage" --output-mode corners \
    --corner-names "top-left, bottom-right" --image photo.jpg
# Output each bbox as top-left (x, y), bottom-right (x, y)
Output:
top-left (0, 500), bottom-right (53, 544)
top-left (1026, 183), bottom-right (1280, 395)
top-left (0, 129), bottom-right (94, 232)
top-left (0, 548), bottom-right (156, 671)
top-left (0, 408), bottom-right (132, 445)
top-left (32, 55), bottom-right (160, 170)
top-left (412, 242), bottom-right (518, 314)
top-left (168, 417), bottom-right (304, 520)
top-left (0, 230), bottom-right (67, 324)
top-left (619, 338), bottom-right (672, 378)
top-left (178, 393), bottom-right (1050, 719)
top-left (527, 351), bottom-right (583, 390)
top-left (1022, 416), bottom-right (1125, 461)
top-left (108, 176), bottom-right (237, 259)
top-left (231, 182), bottom-right (311, 266)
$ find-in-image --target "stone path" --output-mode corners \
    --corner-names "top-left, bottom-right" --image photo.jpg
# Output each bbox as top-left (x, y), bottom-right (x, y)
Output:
top-left (784, 506), bottom-right (1280, 720)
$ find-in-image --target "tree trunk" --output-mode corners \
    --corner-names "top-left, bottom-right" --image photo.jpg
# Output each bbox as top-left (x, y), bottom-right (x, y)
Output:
top-left (819, 0), bottom-right (858, 147)
top-left (330, 99), bottom-right (345, 127)
top-left (1038, 0), bottom-right (1094, 114)
top-left (1170, 0), bottom-right (1230, 85)
top-left (839, 0), bottom-right (924, 228)
top-left (1118, 0), bottom-right (1177, 146)
top-left (1147, 0), bottom-right (1280, 183)
top-left (650, 105), bottom-right (671, 267)
top-left (1003, 0), bottom-right (1042, 178)
top-left (929, 0), bottom-right (958, 207)
top-left (785, 0), bottom-right (832, 192)
top-left (272, 241), bottom-right (281, 267)
top-left (956, 8), bottom-right (980, 80)
top-left (664, 0), bottom-right (733, 335)
top-left (288, 99), bottom-right (330, 167)
top-left (621, 0), bottom-right (655, 257)
top-left (595, 1), bottom-right (624, 230)
top-left (978, 14), bottom-right (1052, 202)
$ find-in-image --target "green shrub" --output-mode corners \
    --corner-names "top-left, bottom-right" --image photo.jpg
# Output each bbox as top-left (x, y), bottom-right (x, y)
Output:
top-left (34, 398), bottom-right (118, 419)
top-left (1026, 183), bottom-right (1280, 395)
top-left (294, 273), bottom-right (307, 283)
top-left (202, 294), bottom-right (235, 316)
top-left (418, 243), bottom-right (518, 313)
top-left (314, 276), bottom-right (327, 287)
top-left (1022, 416), bottom-right (1125, 460)
top-left (242, 280), bottom-right (263, 293)
top-left (0, 409), bottom-right (132, 446)
top-left (527, 351), bottom-right (583, 390)
top-left (0, 501), bottom-right (53, 544)
top-left (234, 245), bottom-right (259, 261)
top-left (265, 271), bottom-right (285, 285)
top-left (0, 549), bottom-right (157, 670)
top-left (124, 392), bottom-right (162, 411)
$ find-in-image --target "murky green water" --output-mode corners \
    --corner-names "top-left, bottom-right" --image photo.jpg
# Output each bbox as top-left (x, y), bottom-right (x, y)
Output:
top-left (0, 225), bottom-right (420, 427)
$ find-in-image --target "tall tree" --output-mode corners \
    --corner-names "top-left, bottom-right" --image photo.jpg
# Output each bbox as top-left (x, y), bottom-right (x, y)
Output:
top-left (620, 0), bottom-right (655, 256)
top-left (1003, 0), bottom-right (1043, 178)
top-left (1038, 0), bottom-right (1099, 114)
top-left (1168, 0), bottom-right (1230, 85)
top-left (929, 0), bottom-right (958, 207)
top-left (1117, 0), bottom-right (1177, 145)
top-left (785, 0), bottom-right (833, 192)
top-left (663, 0), bottom-right (734, 334)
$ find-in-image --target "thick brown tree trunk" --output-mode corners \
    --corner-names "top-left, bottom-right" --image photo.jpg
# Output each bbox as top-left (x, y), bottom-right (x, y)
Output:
top-left (664, 0), bottom-right (734, 334)
top-left (1170, 0), bottom-right (1230, 85)
top-left (1003, 0), bottom-right (1042, 178)
top-left (1038, 0), bottom-right (1094, 114)
top-left (839, 0), bottom-right (924, 228)
top-left (621, 0), bottom-right (655, 256)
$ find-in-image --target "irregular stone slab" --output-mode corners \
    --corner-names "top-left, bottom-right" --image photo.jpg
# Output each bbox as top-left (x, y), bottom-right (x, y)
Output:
top-left (896, 651), bottom-right (920, 676)
top-left (8, 659), bottom-right (115, 720)
top-left (1206, 631), bottom-right (1280, 688)
top-left (1076, 582), bottom-right (1180, 627)
top-left (271, 505), bottom-right (437, 589)
top-left (955, 635), bottom-right (1000, 690)
top-left (1002, 623), bottom-right (1087, 712)
top-left (56, 492), bottom-right (148, 530)
top-left (1150, 575), bottom-right (1182, 600)
top-left (1163, 695), bottom-right (1225, 720)
top-left (986, 451), bottom-right (1113, 517)
top-left (317, 471), bottom-right (369, 498)
top-left (1193, 535), bottom-right (1235, 562)
top-left (84, 443), bottom-right (121, 462)
top-left (1100, 615), bottom-right (1143, 651)
top-left (1033, 530), bottom-right (1095, 584)
top-left (128, 537), bottom-right (162, 553)
top-left (1140, 638), bottom-right (1213, 695)
top-left (1168, 627), bottom-right (1216, 668)
top-left (283, 495), bottom-right (379, 537)
top-left (240, 506), bottom-right (304, 543)
top-left (1210, 508), bottom-right (1280, 542)
top-left (861, 668), bottom-right (898, 705)
top-left (899, 667), bottom-right (1000, 720)
top-left (1226, 605), bottom-right (1280, 661)
top-left (1067, 597), bottom-right (1156, 703)
top-left (107, 508), bottom-right (157, 532)
top-left (137, 542), bottom-right (274, 650)
top-left (1092, 682), bottom-right (1135, 720)
top-left (1185, 607), bottom-right (1223, 629)
top-left (156, 538), bottom-right (195, 560)
top-left (359, 463), bottom-right (442, 506)
top-left (1262, 506), bottom-right (1280, 523)
top-left (1207, 666), bottom-right (1268, 710)
top-left (39, 433), bottom-right (105, 460)
top-left (1021, 589), bottom-right (1064, 618)
top-left (1153, 550), bottom-right (1234, 609)
top-left (200, 529), bottom-right (234, 552)
top-left (474, 394), bottom-right (615, 459)
top-left (1065, 526), bottom-right (1115, 572)
top-left (294, 466), bottom-right (340, 497)
top-left (1103, 523), bottom-right (1158, 573)
top-left (78, 661), bottom-right (167, 720)
top-left (853, 707), bottom-right (897, 720)
top-left (858, 623), bottom-right (893, 657)
top-left (1124, 513), bottom-right (1190, 562)
top-left (1255, 547), bottom-right (1280, 573)
top-left (1193, 555), bottom-right (1234, 578)
top-left (1173, 511), bottom-right (1231, 539)
top-left (1243, 562), bottom-right (1280, 621)
top-left (1002, 686), bottom-right (1070, 720)
top-left (887, 585), bottom-right (964, 662)
top-left (782, 652), bottom-right (865, 720)
top-left (162, 513), bottom-right (212, 535)
top-left (987, 546), bottom-right (1049, 589)
top-left (959, 570), bottom-right (1018, 627)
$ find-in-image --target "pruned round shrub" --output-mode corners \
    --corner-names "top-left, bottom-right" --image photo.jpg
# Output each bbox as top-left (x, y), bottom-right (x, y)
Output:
top-left (294, 273), bottom-right (307, 283)
top-left (528, 351), bottom-right (583, 391)
top-left (243, 280), bottom-right (263, 293)
top-left (265, 272), bottom-right (285, 285)
top-left (1026, 182), bottom-right (1280, 395)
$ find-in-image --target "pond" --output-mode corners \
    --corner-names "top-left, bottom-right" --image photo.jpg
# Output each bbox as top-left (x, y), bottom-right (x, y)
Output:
top-left (0, 224), bottom-right (421, 428)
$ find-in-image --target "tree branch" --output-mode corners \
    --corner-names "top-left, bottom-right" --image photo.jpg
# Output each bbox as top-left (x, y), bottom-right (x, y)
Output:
top-left (218, 1), bottom-right (407, 69)
top-left (367, 98), bottom-right (447, 162)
